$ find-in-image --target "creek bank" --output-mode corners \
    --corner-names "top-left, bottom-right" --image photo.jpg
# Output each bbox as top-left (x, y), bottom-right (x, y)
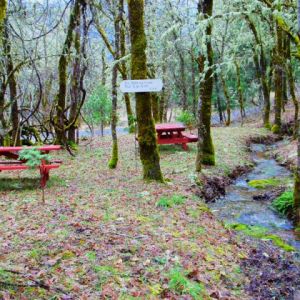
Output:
top-left (194, 165), bottom-right (253, 202)
top-left (194, 134), bottom-right (282, 202)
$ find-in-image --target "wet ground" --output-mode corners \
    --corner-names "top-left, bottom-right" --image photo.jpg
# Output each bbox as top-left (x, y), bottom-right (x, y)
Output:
top-left (209, 144), bottom-right (300, 250)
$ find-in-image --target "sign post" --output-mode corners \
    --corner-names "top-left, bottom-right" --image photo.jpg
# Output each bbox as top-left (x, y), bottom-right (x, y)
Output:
top-left (120, 79), bottom-right (163, 93)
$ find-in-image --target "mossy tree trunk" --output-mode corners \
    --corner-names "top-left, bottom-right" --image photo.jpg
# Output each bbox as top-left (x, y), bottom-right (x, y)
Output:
top-left (0, 4), bottom-right (8, 145)
top-left (101, 48), bottom-right (107, 137)
top-left (128, 0), bottom-right (163, 181)
top-left (246, 15), bottom-right (271, 128)
top-left (196, 0), bottom-right (215, 171)
top-left (191, 50), bottom-right (198, 118)
top-left (286, 39), bottom-right (299, 139)
top-left (272, 23), bottom-right (283, 134)
top-left (54, 0), bottom-right (81, 145)
top-left (0, 0), bottom-right (6, 32)
top-left (214, 73), bottom-right (223, 124)
top-left (108, 0), bottom-right (122, 169)
top-left (235, 60), bottom-right (245, 125)
top-left (151, 93), bottom-right (160, 122)
top-left (149, 66), bottom-right (160, 122)
top-left (68, 12), bottom-right (81, 144)
top-left (197, 0), bottom-right (215, 166)
top-left (120, 1), bottom-right (134, 132)
top-left (221, 73), bottom-right (231, 126)
top-left (294, 0), bottom-right (300, 225)
top-left (159, 51), bottom-right (168, 122)
top-left (3, 20), bottom-right (20, 146)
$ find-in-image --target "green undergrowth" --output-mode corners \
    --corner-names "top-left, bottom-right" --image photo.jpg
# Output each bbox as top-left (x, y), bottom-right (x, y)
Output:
top-left (167, 267), bottom-right (205, 299)
top-left (271, 124), bottom-right (281, 134)
top-left (248, 178), bottom-right (284, 189)
top-left (226, 223), bottom-right (295, 252)
top-left (272, 190), bottom-right (294, 216)
top-left (156, 195), bottom-right (186, 208)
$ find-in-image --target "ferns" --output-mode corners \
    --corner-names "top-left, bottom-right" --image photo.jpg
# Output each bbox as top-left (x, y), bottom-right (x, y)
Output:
top-left (272, 190), bottom-right (294, 216)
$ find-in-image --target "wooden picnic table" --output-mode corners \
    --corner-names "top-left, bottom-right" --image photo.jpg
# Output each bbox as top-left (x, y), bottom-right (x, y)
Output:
top-left (155, 123), bottom-right (198, 150)
top-left (0, 145), bottom-right (62, 188)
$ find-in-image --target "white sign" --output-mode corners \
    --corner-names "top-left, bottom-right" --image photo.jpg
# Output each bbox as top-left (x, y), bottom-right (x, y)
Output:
top-left (120, 79), bottom-right (163, 93)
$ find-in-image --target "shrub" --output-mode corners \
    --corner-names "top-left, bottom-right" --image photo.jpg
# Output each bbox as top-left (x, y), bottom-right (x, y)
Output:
top-left (176, 111), bottom-right (196, 128)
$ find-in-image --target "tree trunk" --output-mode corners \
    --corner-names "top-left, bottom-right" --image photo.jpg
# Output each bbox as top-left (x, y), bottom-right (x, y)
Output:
top-left (3, 20), bottom-right (20, 146)
top-left (108, 0), bottom-right (121, 169)
top-left (214, 73), bottom-right (223, 123)
top-left (120, 1), bottom-right (134, 132)
top-left (246, 15), bottom-right (271, 128)
top-left (286, 40), bottom-right (299, 139)
top-left (196, 0), bottom-right (215, 171)
top-left (221, 73), bottom-right (231, 126)
top-left (294, 0), bottom-right (300, 225)
top-left (272, 23), bottom-right (283, 134)
top-left (0, 0), bottom-right (6, 29)
top-left (68, 14), bottom-right (81, 144)
top-left (191, 51), bottom-right (197, 118)
top-left (101, 48), bottom-right (106, 136)
top-left (151, 93), bottom-right (160, 122)
top-left (235, 60), bottom-right (245, 125)
top-left (128, 0), bottom-right (163, 181)
top-left (54, 0), bottom-right (81, 145)
top-left (159, 52), bottom-right (168, 122)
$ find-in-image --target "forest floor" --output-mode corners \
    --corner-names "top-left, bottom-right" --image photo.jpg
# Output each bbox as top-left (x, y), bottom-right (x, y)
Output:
top-left (0, 120), bottom-right (299, 299)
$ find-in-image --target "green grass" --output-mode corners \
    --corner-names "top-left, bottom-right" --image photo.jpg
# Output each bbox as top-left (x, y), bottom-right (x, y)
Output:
top-left (272, 190), bottom-right (294, 216)
top-left (167, 267), bottom-right (205, 299)
top-left (156, 195), bottom-right (186, 208)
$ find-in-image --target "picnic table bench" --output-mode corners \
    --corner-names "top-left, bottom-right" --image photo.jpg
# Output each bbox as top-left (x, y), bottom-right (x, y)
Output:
top-left (155, 123), bottom-right (198, 150)
top-left (0, 145), bottom-right (62, 188)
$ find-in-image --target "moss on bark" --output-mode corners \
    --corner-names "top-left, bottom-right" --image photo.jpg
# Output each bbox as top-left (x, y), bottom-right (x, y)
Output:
top-left (120, 4), bottom-right (134, 132)
top-left (294, 170), bottom-right (300, 225)
top-left (0, 0), bottom-right (6, 26)
top-left (3, 20), bottom-right (20, 146)
top-left (128, 0), bottom-right (163, 182)
top-left (273, 23), bottom-right (283, 135)
top-left (108, 140), bottom-right (118, 169)
top-left (196, 0), bottom-right (215, 170)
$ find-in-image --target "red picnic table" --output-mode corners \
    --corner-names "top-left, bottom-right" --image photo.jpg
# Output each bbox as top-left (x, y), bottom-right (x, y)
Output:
top-left (155, 123), bottom-right (198, 150)
top-left (0, 145), bottom-right (62, 188)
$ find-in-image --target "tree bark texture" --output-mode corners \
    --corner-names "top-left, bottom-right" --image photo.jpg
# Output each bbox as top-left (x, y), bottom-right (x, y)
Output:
top-left (272, 23), bottom-right (283, 134)
top-left (128, 0), bottom-right (163, 181)
top-left (108, 0), bottom-right (121, 169)
top-left (196, 0), bottom-right (215, 169)
top-left (3, 21), bottom-right (20, 146)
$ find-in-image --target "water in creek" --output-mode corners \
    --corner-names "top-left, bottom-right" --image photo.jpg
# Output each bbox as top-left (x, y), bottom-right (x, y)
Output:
top-left (209, 144), bottom-right (300, 250)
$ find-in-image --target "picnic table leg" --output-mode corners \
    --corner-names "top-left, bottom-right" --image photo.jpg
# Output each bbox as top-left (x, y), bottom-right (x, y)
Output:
top-left (182, 143), bottom-right (188, 151)
top-left (39, 165), bottom-right (49, 203)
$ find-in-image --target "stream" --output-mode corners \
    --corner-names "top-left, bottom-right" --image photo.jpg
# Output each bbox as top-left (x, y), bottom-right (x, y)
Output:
top-left (209, 143), bottom-right (300, 250)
